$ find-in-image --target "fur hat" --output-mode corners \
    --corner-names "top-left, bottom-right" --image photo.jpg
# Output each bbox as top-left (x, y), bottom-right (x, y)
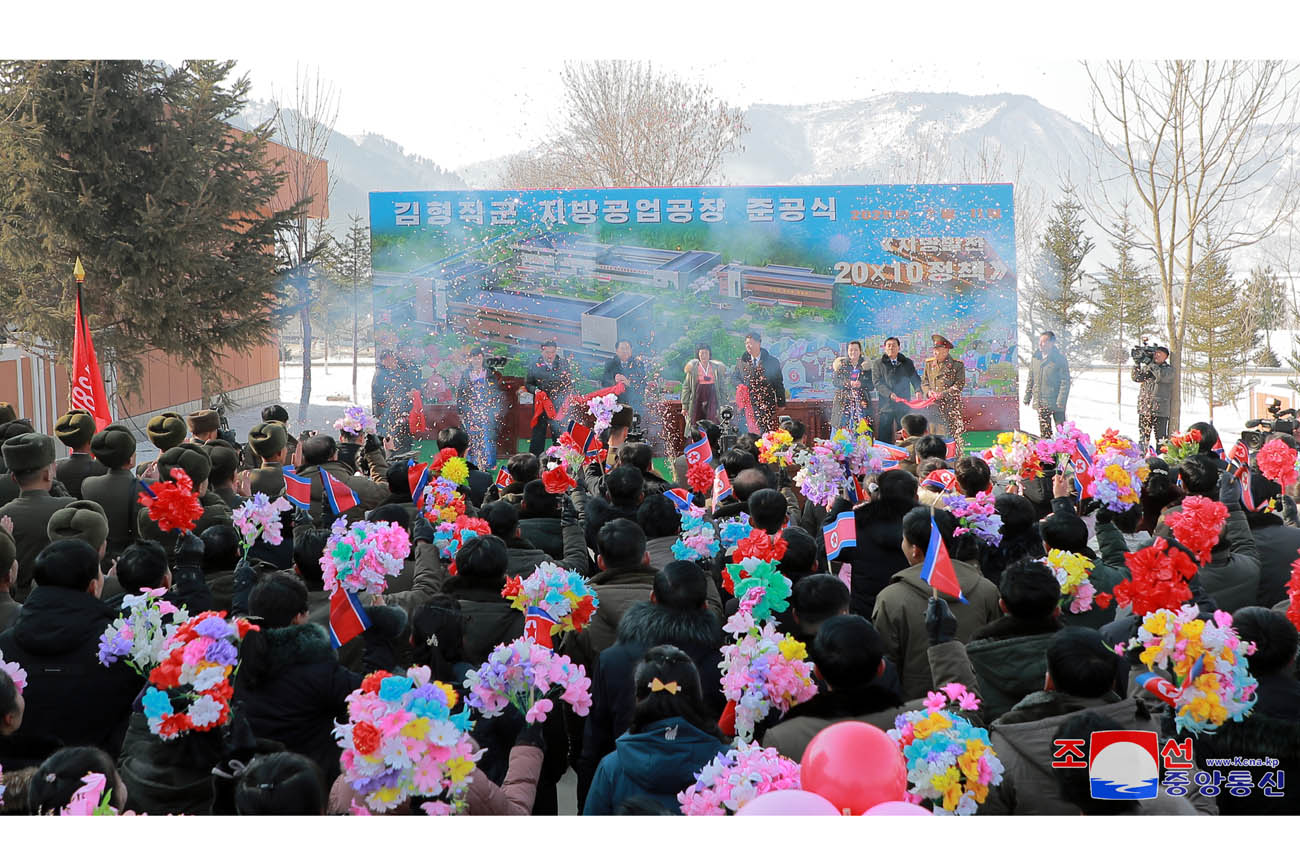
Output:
top-left (91, 423), bottom-right (137, 469)
top-left (147, 412), bottom-right (187, 450)
top-left (55, 409), bottom-right (97, 449)
top-left (248, 421), bottom-right (288, 460)
top-left (47, 500), bottom-right (110, 551)
top-left (0, 402), bottom-right (15, 425)
top-left (0, 420), bottom-right (34, 444)
top-left (2, 432), bottom-right (56, 474)
top-left (159, 443), bottom-right (211, 485)
top-left (187, 409), bottom-right (220, 436)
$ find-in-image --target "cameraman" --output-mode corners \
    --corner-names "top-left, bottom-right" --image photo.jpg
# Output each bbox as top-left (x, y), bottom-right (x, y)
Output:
top-left (1132, 345), bottom-right (1175, 449)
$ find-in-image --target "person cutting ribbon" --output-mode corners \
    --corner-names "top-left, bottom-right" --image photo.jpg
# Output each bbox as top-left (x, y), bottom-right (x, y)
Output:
top-left (921, 334), bottom-right (967, 457)
top-left (522, 339), bottom-right (576, 456)
top-left (872, 336), bottom-right (922, 445)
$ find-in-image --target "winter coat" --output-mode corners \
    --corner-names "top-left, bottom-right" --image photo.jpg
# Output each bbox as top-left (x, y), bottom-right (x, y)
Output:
top-left (0, 593), bottom-right (20, 633)
top-left (584, 496), bottom-right (640, 554)
top-left (762, 640), bottom-right (978, 762)
top-left (872, 354), bottom-right (922, 405)
top-left (965, 616), bottom-right (1063, 722)
top-left (735, 348), bottom-right (787, 406)
top-left (645, 535), bottom-right (678, 573)
top-left (562, 563), bottom-right (661, 673)
top-left (326, 741), bottom-right (543, 815)
top-left (1158, 507), bottom-right (1259, 613)
top-left (450, 584), bottom-right (525, 666)
top-left (0, 585), bottom-right (144, 757)
top-left (82, 467), bottom-right (143, 561)
top-left (1248, 516), bottom-right (1300, 607)
top-left (921, 356), bottom-right (966, 396)
top-left (836, 500), bottom-right (911, 617)
top-left (295, 451), bottom-right (390, 528)
top-left (982, 690), bottom-right (1218, 815)
top-left (1053, 501), bottom-right (1126, 632)
top-left (1026, 348), bottom-right (1070, 412)
top-left (464, 462), bottom-right (494, 510)
top-left (1132, 359), bottom-right (1175, 416)
top-left (871, 559), bottom-right (1002, 701)
top-left (577, 602), bottom-right (724, 805)
top-left (524, 355), bottom-right (576, 403)
top-left (55, 452), bottom-right (107, 500)
top-left (518, 516), bottom-right (564, 560)
top-left (830, 356), bottom-right (873, 425)
top-left (501, 522), bottom-right (590, 581)
top-left (0, 729), bottom-right (62, 773)
top-left (583, 716), bottom-right (727, 815)
top-left (117, 711), bottom-right (225, 814)
top-left (232, 622), bottom-right (363, 783)
top-left (680, 359), bottom-right (729, 428)
top-left (205, 567), bottom-right (237, 614)
top-left (0, 488), bottom-right (76, 600)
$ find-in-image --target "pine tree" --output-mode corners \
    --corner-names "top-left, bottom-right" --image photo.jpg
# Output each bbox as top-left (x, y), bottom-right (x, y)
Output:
top-left (1089, 212), bottom-right (1158, 414)
top-left (324, 215), bottom-right (372, 402)
top-left (1242, 265), bottom-right (1288, 354)
top-left (1183, 237), bottom-right (1255, 420)
top-left (0, 60), bottom-right (303, 396)
top-left (1031, 187), bottom-right (1096, 369)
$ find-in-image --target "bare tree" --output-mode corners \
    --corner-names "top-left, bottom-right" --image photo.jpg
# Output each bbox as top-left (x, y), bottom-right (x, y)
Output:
top-left (1082, 60), bottom-right (1300, 427)
top-left (503, 61), bottom-right (747, 188)
top-left (272, 64), bottom-right (338, 422)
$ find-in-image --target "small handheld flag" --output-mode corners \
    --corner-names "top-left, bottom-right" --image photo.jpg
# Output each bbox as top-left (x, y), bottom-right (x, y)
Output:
top-left (921, 468), bottom-right (958, 493)
top-left (495, 466), bottom-right (514, 490)
top-left (664, 488), bottom-right (695, 513)
top-left (567, 420), bottom-right (600, 457)
top-left (919, 514), bottom-right (966, 603)
top-left (407, 460), bottom-right (431, 505)
top-left (712, 466), bottom-right (733, 503)
top-left (1135, 671), bottom-right (1179, 707)
top-left (328, 588), bottom-right (371, 649)
top-left (944, 438), bottom-right (960, 460)
top-left (823, 511), bottom-right (857, 560)
top-left (138, 479), bottom-right (156, 499)
top-left (878, 442), bottom-right (911, 463)
top-left (322, 472), bottom-right (360, 515)
top-left (1228, 439), bottom-right (1250, 478)
top-left (1065, 441), bottom-right (1095, 500)
top-left (684, 436), bottom-right (713, 468)
top-left (281, 469), bottom-right (312, 511)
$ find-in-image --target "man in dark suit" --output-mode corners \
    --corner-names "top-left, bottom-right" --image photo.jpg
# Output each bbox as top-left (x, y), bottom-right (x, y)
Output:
top-left (872, 336), bottom-right (923, 445)
top-left (600, 340), bottom-right (648, 417)
top-left (736, 332), bottom-right (786, 434)
top-left (54, 410), bottom-right (107, 498)
top-left (523, 340), bottom-right (576, 455)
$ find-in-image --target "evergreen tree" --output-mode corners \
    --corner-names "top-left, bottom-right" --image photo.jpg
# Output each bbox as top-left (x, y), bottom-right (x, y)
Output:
top-left (1089, 212), bottom-right (1158, 413)
top-left (324, 214), bottom-right (372, 402)
top-left (1031, 187), bottom-right (1095, 369)
top-left (0, 60), bottom-right (303, 395)
top-left (1242, 265), bottom-right (1288, 351)
top-left (1183, 237), bottom-right (1255, 420)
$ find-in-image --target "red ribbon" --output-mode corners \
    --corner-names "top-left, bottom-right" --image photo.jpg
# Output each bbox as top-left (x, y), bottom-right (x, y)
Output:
top-left (530, 382), bottom-right (627, 428)
top-left (734, 385), bottom-right (759, 432)
top-left (892, 393), bottom-right (938, 409)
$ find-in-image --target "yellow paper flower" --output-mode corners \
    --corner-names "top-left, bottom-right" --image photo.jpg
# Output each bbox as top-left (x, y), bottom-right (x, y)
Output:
top-left (779, 635), bottom-right (808, 661)
top-left (402, 717), bottom-right (431, 740)
top-left (445, 756), bottom-right (476, 785)
top-left (915, 713), bottom-right (954, 739)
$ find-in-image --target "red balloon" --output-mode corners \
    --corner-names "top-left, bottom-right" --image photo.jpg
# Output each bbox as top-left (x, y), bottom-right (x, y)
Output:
top-left (800, 721), bottom-right (908, 815)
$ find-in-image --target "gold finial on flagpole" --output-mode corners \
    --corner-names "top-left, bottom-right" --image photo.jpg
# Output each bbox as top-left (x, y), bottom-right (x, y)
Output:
top-left (73, 257), bottom-right (85, 284)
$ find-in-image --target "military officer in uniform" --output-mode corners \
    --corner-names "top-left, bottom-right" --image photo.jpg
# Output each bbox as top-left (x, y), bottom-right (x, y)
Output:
top-left (83, 423), bottom-right (142, 562)
top-left (54, 409), bottom-right (107, 498)
top-left (245, 420), bottom-right (290, 497)
top-left (0, 432), bottom-right (76, 601)
top-left (136, 444), bottom-right (233, 552)
top-left (137, 412), bottom-right (188, 480)
top-left (921, 334), bottom-right (967, 457)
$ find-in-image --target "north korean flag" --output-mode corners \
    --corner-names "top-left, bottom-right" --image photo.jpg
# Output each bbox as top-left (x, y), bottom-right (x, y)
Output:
top-left (496, 466), bottom-right (514, 490)
top-left (944, 438), bottom-right (960, 460)
top-left (281, 469), bottom-right (312, 511)
top-left (684, 436), bottom-right (713, 468)
top-left (920, 514), bottom-right (966, 603)
top-left (567, 420), bottom-right (600, 457)
top-left (138, 479), bottom-right (156, 500)
top-left (878, 442), bottom-right (911, 463)
top-left (322, 472), bottom-right (360, 515)
top-left (712, 466), bottom-right (733, 503)
top-left (408, 460), bottom-right (431, 505)
top-left (328, 588), bottom-right (371, 649)
top-left (921, 468), bottom-right (958, 493)
top-left (1066, 441), bottom-right (1095, 500)
top-left (823, 511), bottom-right (857, 560)
top-left (664, 488), bottom-right (695, 513)
top-left (1228, 439), bottom-right (1250, 479)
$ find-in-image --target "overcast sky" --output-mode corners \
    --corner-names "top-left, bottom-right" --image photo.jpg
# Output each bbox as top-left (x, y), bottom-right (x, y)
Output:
top-left (5, 0), bottom-right (1288, 172)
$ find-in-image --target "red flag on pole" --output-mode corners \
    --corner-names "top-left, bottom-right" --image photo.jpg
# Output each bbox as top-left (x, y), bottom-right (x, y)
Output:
top-left (71, 283), bottom-right (112, 433)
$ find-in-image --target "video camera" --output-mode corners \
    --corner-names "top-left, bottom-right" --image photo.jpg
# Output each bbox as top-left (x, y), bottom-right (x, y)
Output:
top-left (718, 406), bottom-right (740, 453)
top-left (211, 403), bottom-right (240, 448)
top-left (485, 355), bottom-right (508, 370)
top-left (626, 411), bottom-right (645, 443)
top-left (1243, 397), bottom-right (1299, 450)
top-left (1131, 340), bottom-right (1157, 364)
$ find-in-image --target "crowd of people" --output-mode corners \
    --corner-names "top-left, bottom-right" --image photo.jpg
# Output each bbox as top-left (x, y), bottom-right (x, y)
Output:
top-left (0, 387), bottom-right (1297, 819)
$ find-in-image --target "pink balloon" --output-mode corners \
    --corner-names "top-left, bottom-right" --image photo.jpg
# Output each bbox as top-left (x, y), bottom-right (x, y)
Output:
top-left (864, 800), bottom-right (933, 816)
top-left (736, 789), bottom-right (842, 816)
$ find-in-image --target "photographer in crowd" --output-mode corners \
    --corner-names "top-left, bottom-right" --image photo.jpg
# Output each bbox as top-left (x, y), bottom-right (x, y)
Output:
top-left (1131, 343), bottom-right (1175, 450)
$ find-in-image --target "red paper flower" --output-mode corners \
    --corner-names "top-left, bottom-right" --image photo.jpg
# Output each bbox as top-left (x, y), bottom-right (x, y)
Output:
top-left (502, 575), bottom-right (524, 601)
top-left (542, 464), bottom-right (576, 494)
top-left (141, 468), bottom-right (204, 533)
top-left (235, 619), bottom-right (259, 639)
top-left (1189, 429), bottom-right (1203, 443)
top-left (687, 460), bottom-right (713, 495)
top-left (732, 529), bottom-right (788, 565)
top-left (1287, 553), bottom-right (1300, 632)
top-left (428, 447), bottom-right (459, 476)
top-left (1114, 538), bottom-right (1196, 616)
top-left (572, 595), bottom-right (597, 630)
top-left (1257, 439), bottom-right (1298, 488)
top-left (1095, 592), bottom-right (1113, 610)
top-left (351, 721), bottom-right (382, 755)
top-left (1164, 496), bottom-right (1228, 565)
top-left (360, 670), bottom-right (390, 694)
top-left (159, 713), bottom-right (191, 738)
top-left (149, 658), bottom-right (183, 689)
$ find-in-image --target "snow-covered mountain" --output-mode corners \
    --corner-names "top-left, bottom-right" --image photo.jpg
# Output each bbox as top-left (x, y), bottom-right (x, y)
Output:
top-left (231, 101), bottom-right (466, 232)
top-left (458, 92), bottom-right (1102, 195)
